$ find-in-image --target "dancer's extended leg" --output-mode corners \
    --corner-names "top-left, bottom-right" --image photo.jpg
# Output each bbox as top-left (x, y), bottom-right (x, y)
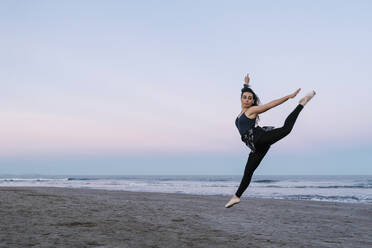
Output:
top-left (256, 104), bottom-right (303, 147)
top-left (235, 145), bottom-right (270, 198)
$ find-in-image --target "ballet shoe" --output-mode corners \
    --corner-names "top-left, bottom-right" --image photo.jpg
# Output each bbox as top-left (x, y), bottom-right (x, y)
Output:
top-left (225, 196), bottom-right (240, 208)
top-left (299, 90), bottom-right (316, 106)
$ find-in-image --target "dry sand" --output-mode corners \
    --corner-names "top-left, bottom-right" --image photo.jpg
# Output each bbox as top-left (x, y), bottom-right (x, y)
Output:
top-left (0, 186), bottom-right (371, 248)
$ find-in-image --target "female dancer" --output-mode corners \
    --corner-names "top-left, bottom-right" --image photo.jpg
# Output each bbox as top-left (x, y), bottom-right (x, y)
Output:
top-left (225, 74), bottom-right (316, 208)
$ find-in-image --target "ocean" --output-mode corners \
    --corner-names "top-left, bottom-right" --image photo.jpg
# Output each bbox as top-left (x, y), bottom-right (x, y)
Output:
top-left (1, 174), bottom-right (371, 204)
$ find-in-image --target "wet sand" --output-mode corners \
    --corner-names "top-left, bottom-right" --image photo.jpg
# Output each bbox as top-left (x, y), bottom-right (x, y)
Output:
top-left (0, 186), bottom-right (371, 248)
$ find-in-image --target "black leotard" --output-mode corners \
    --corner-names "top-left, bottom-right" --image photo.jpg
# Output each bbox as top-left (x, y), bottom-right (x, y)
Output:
top-left (235, 113), bottom-right (256, 136)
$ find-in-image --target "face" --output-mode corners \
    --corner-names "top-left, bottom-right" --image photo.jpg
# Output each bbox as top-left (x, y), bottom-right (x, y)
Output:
top-left (241, 92), bottom-right (254, 108)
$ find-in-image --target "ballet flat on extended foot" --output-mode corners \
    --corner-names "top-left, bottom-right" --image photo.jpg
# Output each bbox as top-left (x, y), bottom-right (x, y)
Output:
top-left (225, 197), bottom-right (240, 208)
top-left (299, 90), bottom-right (316, 106)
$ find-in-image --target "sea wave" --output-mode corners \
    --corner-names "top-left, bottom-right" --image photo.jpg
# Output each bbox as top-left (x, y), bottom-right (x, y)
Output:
top-left (277, 194), bottom-right (371, 203)
top-left (262, 185), bottom-right (371, 189)
top-left (253, 179), bottom-right (278, 183)
top-left (67, 177), bottom-right (99, 181)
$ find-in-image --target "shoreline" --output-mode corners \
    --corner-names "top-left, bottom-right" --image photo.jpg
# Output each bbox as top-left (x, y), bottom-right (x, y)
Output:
top-left (0, 184), bottom-right (370, 205)
top-left (1, 174), bottom-right (371, 205)
top-left (1, 186), bottom-right (371, 247)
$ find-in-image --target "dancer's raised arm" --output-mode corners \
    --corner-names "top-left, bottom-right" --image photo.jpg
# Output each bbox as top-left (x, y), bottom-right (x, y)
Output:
top-left (244, 73), bottom-right (250, 86)
top-left (248, 88), bottom-right (301, 115)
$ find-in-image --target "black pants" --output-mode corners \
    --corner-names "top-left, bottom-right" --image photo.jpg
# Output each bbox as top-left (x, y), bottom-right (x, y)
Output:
top-left (235, 104), bottom-right (304, 197)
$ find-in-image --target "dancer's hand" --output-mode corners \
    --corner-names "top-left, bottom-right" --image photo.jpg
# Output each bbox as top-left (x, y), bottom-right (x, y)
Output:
top-left (288, 88), bottom-right (301, 99)
top-left (244, 73), bottom-right (250, 86)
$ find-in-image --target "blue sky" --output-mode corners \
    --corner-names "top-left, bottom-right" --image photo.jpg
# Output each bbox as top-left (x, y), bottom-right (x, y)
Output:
top-left (1, 1), bottom-right (371, 175)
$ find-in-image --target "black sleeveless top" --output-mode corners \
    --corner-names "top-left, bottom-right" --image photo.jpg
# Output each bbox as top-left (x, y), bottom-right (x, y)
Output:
top-left (235, 113), bottom-right (256, 136)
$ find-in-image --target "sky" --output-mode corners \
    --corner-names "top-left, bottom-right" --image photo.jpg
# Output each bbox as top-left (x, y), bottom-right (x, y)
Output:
top-left (1, 0), bottom-right (371, 175)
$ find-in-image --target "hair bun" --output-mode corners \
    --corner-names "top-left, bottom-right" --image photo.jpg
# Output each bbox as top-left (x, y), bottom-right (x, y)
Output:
top-left (241, 84), bottom-right (250, 91)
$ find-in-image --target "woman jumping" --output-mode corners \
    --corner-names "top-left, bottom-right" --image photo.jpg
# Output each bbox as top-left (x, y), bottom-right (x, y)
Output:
top-left (225, 73), bottom-right (316, 208)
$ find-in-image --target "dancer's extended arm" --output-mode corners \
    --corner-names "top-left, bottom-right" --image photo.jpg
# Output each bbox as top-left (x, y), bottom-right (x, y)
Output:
top-left (249, 88), bottom-right (301, 115)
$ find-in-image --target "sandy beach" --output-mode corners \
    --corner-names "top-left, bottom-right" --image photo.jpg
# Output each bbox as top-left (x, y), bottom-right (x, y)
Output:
top-left (0, 187), bottom-right (371, 248)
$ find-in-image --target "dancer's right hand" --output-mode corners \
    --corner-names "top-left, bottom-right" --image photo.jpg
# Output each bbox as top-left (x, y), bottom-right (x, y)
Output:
top-left (288, 88), bottom-right (301, 98)
top-left (244, 73), bottom-right (250, 86)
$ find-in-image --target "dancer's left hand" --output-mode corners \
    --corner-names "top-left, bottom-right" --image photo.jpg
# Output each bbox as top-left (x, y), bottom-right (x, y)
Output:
top-left (288, 88), bottom-right (301, 98)
top-left (244, 73), bottom-right (250, 86)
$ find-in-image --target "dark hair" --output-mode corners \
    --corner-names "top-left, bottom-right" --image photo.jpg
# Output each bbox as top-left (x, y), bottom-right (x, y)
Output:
top-left (241, 86), bottom-right (261, 123)
top-left (241, 86), bottom-right (261, 106)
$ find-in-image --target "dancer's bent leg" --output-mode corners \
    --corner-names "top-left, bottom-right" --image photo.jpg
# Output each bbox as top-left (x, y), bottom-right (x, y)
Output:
top-left (235, 145), bottom-right (270, 197)
top-left (256, 104), bottom-right (303, 147)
